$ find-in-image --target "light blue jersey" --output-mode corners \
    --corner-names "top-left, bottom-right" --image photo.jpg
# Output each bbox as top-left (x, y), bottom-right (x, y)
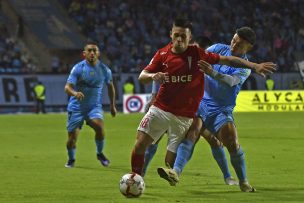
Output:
top-left (198, 43), bottom-right (251, 134)
top-left (67, 60), bottom-right (112, 111)
top-left (203, 43), bottom-right (251, 113)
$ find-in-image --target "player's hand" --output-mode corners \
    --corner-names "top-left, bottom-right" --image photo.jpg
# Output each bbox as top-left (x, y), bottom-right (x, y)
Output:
top-left (198, 60), bottom-right (213, 75)
top-left (74, 92), bottom-right (84, 101)
top-left (152, 72), bottom-right (168, 84)
top-left (254, 62), bottom-right (277, 77)
top-left (110, 105), bottom-right (117, 117)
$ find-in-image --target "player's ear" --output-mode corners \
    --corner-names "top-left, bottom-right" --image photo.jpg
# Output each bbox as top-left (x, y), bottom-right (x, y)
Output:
top-left (82, 51), bottom-right (86, 58)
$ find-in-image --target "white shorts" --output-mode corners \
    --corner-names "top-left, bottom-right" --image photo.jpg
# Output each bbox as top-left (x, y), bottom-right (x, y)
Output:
top-left (137, 106), bottom-right (193, 153)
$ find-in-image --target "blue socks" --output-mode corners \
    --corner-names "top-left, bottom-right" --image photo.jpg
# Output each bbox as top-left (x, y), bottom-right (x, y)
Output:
top-left (67, 147), bottom-right (76, 161)
top-left (173, 139), bottom-right (194, 175)
top-left (211, 146), bottom-right (231, 179)
top-left (142, 144), bottom-right (158, 176)
top-left (230, 146), bottom-right (247, 182)
top-left (95, 139), bottom-right (105, 155)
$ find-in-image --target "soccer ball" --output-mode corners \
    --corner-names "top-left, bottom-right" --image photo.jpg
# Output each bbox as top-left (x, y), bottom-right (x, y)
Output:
top-left (119, 172), bottom-right (145, 198)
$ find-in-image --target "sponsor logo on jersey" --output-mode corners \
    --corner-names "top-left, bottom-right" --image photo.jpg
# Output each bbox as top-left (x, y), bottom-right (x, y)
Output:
top-left (164, 75), bottom-right (192, 83)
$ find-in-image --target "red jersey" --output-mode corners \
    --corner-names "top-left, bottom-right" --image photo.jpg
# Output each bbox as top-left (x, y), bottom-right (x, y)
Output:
top-left (144, 43), bottom-right (220, 118)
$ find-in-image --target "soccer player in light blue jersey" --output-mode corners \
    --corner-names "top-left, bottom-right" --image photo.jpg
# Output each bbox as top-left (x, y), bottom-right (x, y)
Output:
top-left (64, 41), bottom-right (117, 168)
top-left (159, 27), bottom-right (271, 192)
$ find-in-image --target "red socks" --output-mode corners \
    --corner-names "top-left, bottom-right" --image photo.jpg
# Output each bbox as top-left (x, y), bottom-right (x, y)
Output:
top-left (131, 150), bottom-right (145, 176)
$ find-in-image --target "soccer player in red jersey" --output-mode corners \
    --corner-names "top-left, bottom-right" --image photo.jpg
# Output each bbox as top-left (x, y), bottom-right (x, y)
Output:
top-left (131, 18), bottom-right (276, 177)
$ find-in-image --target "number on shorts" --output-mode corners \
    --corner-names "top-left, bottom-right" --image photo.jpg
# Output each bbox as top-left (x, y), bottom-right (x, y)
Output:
top-left (140, 117), bottom-right (149, 128)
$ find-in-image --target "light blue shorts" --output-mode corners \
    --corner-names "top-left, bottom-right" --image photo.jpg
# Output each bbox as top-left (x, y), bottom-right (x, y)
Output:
top-left (66, 108), bottom-right (103, 132)
top-left (196, 102), bottom-right (234, 134)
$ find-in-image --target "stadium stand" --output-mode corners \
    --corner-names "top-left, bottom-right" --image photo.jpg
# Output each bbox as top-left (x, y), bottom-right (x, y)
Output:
top-left (0, 13), bottom-right (37, 73)
top-left (61, 0), bottom-right (304, 73)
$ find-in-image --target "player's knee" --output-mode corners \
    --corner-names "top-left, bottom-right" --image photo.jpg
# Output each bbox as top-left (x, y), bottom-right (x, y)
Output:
top-left (92, 124), bottom-right (103, 133)
top-left (226, 141), bottom-right (239, 154)
top-left (186, 128), bottom-right (200, 143)
top-left (209, 136), bottom-right (221, 147)
top-left (67, 138), bottom-right (77, 148)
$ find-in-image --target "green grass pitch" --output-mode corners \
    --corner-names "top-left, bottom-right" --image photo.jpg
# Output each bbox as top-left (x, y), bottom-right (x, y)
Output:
top-left (0, 112), bottom-right (303, 203)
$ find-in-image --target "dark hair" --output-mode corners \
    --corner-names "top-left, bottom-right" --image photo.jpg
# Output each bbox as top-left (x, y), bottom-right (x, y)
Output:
top-left (194, 36), bottom-right (213, 49)
top-left (173, 18), bottom-right (193, 32)
top-left (84, 40), bottom-right (99, 49)
top-left (236, 27), bottom-right (256, 45)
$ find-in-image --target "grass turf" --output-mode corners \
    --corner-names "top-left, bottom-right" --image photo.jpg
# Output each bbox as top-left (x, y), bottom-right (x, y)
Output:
top-left (0, 112), bottom-right (303, 203)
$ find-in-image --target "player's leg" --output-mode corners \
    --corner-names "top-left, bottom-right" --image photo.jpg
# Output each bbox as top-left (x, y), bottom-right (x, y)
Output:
top-left (201, 128), bottom-right (238, 185)
top-left (165, 150), bottom-right (176, 168)
top-left (217, 122), bottom-right (255, 192)
top-left (132, 106), bottom-right (168, 176)
top-left (87, 118), bottom-right (110, 166)
top-left (65, 129), bottom-right (80, 167)
top-left (142, 135), bottom-right (163, 177)
top-left (157, 115), bottom-right (193, 186)
top-left (132, 131), bottom-right (154, 175)
top-left (172, 117), bottom-right (202, 176)
top-left (65, 111), bottom-right (84, 168)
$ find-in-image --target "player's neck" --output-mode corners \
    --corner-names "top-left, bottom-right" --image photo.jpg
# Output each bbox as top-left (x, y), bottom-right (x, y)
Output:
top-left (86, 60), bottom-right (98, 67)
top-left (171, 47), bottom-right (187, 54)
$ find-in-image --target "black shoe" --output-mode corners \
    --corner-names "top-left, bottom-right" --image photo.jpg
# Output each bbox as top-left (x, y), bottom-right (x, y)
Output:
top-left (97, 153), bottom-right (110, 167)
top-left (65, 159), bottom-right (75, 168)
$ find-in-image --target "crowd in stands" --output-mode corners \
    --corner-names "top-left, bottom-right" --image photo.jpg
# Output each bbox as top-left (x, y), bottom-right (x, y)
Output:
top-left (0, 15), bottom-right (37, 73)
top-left (61, 0), bottom-right (304, 73)
top-left (0, 1), bottom-right (303, 74)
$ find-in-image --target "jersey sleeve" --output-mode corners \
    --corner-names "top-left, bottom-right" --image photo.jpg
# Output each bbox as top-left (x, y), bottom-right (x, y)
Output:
top-left (67, 64), bottom-right (81, 85)
top-left (198, 47), bottom-right (220, 65)
top-left (104, 66), bottom-right (113, 84)
top-left (231, 68), bottom-right (251, 84)
top-left (144, 50), bottom-right (163, 72)
top-left (206, 44), bottom-right (219, 53)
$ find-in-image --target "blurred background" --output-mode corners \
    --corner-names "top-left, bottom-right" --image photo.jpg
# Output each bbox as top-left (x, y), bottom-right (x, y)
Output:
top-left (0, 0), bottom-right (303, 113)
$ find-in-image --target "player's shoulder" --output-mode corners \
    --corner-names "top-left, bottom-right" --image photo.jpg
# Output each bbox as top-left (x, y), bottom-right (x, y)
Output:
top-left (98, 61), bottom-right (109, 69)
top-left (98, 61), bottom-right (113, 74)
top-left (158, 43), bottom-right (171, 55)
top-left (207, 44), bottom-right (230, 56)
top-left (71, 60), bottom-right (86, 72)
top-left (208, 43), bottom-right (229, 51)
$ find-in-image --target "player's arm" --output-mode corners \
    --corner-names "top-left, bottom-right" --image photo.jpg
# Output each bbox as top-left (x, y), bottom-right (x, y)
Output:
top-left (218, 55), bottom-right (276, 77)
top-left (107, 81), bottom-right (117, 117)
top-left (139, 70), bottom-right (168, 84)
top-left (139, 50), bottom-right (168, 84)
top-left (64, 83), bottom-right (84, 101)
top-left (198, 60), bottom-right (240, 87)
